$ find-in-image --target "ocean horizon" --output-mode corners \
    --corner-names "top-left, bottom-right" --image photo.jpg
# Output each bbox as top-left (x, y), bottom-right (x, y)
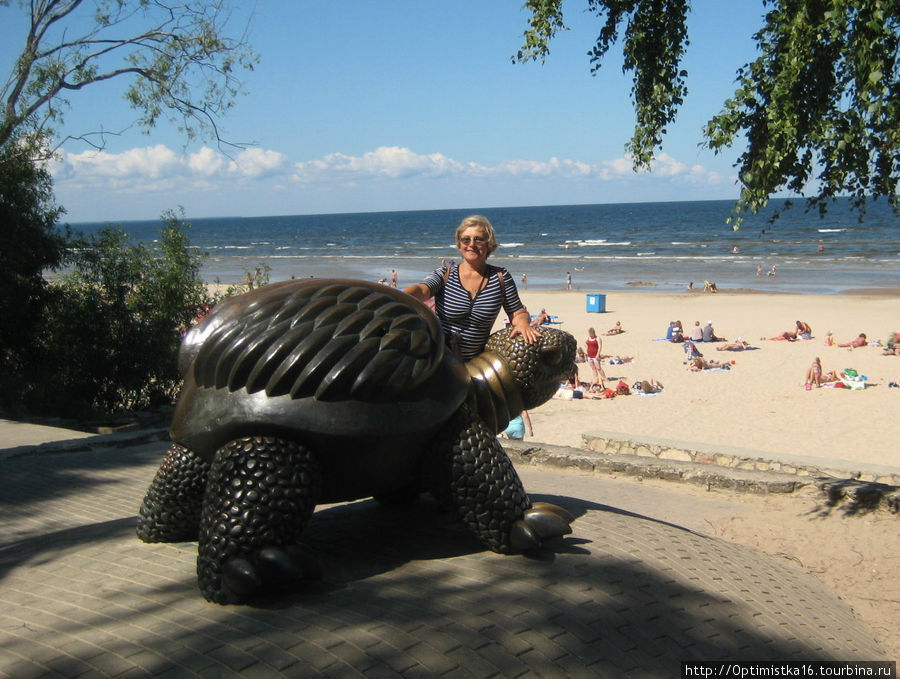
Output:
top-left (71, 198), bottom-right (900, 295)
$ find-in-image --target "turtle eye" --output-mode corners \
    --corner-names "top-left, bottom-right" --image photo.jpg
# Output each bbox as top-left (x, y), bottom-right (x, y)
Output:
top-left (540, 345), bottom-right (565, 367)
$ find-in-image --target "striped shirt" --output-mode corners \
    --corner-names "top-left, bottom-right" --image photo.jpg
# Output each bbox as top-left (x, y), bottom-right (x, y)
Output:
top-left (423, 264), bottom-right (524, 361)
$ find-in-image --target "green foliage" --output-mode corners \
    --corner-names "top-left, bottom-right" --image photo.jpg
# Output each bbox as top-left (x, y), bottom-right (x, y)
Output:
top-left (211, 263), bottom-right (271, 302)
top-left (0, 0), bottom-right (258, 151)
top-left (515, 0), bottom-right (568, 64)
top-left (0, 0), bottom-right (259, 418)
top-left (703, 0), bottom-right (900, 225)
top-left (515, 0), bottom-right (900, 224)
top-left (515, 0), bottom-right (690, 169)
top-left (0, 134), bottom-right (68, 399)
top-left (21, 210), bottom-right (211, 418)
top-left (586, 0), bottom-right (690, 168)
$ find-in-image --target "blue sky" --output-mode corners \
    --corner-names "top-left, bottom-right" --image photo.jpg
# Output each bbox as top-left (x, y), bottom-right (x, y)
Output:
top-left (4, 1), bottom-right (772, 223)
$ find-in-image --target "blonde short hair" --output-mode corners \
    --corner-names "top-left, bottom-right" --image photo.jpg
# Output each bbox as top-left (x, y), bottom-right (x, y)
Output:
top-left (455, 215), bottom-right (498, 254)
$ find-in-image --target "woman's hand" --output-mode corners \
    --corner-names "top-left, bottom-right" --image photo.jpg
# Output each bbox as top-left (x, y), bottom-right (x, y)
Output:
top-left (508, 309), bottom-right (540, 344)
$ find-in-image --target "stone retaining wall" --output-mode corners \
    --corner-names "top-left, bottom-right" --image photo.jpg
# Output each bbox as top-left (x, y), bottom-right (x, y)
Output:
top-left (501, 437), bottom-right (900, 514)
top-left (582, 432), bottom-right (900, 486)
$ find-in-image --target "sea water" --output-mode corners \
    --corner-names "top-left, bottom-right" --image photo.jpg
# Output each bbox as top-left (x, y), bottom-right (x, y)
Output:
top-left (71, 198), bottom-right (899, 295)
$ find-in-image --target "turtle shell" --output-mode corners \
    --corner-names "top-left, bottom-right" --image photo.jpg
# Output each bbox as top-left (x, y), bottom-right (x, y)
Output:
top-left (189, 279), bottom-right (445, 402)
top-left (171, 279), bottom-right (469, 462)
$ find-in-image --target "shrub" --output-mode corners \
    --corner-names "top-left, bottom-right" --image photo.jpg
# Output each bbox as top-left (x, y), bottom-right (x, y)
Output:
top-left (24, 209), bottom-right (211, 417)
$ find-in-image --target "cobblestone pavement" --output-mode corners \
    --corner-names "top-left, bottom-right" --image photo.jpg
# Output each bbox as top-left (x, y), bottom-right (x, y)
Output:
top-left (0, 440), bottom-right (888, 678)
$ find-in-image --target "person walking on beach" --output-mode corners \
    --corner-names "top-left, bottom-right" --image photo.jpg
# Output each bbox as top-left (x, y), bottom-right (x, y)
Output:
top-left (403, 215), bottom-right (538, 360)
top-left (390, 269), bottom-right (398, 288)
top-left (566, 271), bottom-right (572, 290)
top-left (521, 273), bottom-right (528, 289)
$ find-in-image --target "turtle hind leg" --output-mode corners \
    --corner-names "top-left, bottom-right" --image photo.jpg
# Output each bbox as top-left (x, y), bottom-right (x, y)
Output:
top-left (197, 436), bottom-right (323, 604)
top-left (136, 443), bottom-right (210, 543)
top-left (427, 407), bottom-right (573, 554)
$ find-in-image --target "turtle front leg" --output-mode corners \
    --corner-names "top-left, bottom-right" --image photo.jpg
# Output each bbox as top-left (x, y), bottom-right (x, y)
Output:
top-left (197, 436), bottom-right (323, 604)
top-left (427, 407), bottom-right (573, 553)
top-left (137, 443), bottom-right (210, 543)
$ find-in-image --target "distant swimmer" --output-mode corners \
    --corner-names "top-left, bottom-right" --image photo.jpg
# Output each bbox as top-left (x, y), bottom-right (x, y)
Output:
top-left (767, 265), bottom-right (777, 277)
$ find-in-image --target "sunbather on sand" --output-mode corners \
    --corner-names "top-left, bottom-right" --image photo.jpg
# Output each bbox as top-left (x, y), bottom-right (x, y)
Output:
top-left (532, 308), bottom-right (552, 326)
top-left (634, 379), bottom-right (664, 393)
top-left (837, 333), bottom-right (867, 348)
top-left (769, 320), bottom-right (812, 341)
top-left (805, 357), bottom-right (824, 388)
top-left (604, 321), bottom-right (623, 335)
top-left (716, 337), bottom-right (750, 351)
top-left (804, 357), bottom-right (839, 388)
top-left (688, 357), bottom-right (732, 371)
top-left (884, 331), bottom-right (900, 354)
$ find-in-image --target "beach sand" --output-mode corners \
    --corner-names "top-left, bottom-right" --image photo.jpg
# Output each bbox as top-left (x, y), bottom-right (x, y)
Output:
top-left (507, 288), bottom-right (900, 659)
top-left (513, 289), bottom-right (898, 468)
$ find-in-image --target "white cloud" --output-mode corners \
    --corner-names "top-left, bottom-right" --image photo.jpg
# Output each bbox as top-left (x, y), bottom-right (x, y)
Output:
top-left (64, 145), bottom-right (181, 180)
top-left (188, 147), bottom-right (227, 176)
top-left (293, 146), bottom-right (464, 182)
top-left (51, 143), bottom-right (729, 220)
top-left (652, 152), bottom-right (688, 177)
top-left (228, 147), bottom-right (290, 177)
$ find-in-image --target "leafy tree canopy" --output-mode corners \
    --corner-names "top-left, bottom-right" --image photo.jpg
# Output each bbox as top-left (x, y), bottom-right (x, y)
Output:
top-left (0, 0), bottom-right (258, 152)
top-left (516, 0), bottom-right (900, 224)
top-left (0, 134), bottom-right (67, 376)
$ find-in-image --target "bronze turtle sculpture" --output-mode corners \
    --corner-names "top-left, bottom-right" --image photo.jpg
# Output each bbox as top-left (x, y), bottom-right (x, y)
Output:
top-left (136, 278), bottom-right (577, 604)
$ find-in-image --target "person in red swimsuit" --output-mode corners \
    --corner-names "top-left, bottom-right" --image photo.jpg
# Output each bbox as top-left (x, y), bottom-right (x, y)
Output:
top-left (585, 328), bottom-right (607, 390)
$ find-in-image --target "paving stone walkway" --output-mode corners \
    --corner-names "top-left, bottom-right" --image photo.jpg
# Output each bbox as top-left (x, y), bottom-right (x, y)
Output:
top-left (0, 440), bottom-right (888, 678)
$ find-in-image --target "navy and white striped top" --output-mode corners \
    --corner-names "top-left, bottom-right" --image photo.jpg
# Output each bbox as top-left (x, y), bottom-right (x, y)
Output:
top-left (423, 264), bottom-right (525, 361)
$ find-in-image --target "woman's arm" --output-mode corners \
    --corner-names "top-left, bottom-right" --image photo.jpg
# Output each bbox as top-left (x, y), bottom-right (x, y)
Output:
top-left (403, 283), bottom-right (432, 301)
top-left (499, 270), bottom-right (540, 344)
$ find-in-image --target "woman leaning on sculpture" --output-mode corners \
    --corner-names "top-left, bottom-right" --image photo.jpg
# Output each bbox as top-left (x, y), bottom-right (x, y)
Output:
top-left (404, 215), bottom-right (539, 361)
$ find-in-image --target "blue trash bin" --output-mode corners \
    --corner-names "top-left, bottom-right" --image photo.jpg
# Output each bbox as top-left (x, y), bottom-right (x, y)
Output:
top-left (586, 294), bottom-right (606, 313)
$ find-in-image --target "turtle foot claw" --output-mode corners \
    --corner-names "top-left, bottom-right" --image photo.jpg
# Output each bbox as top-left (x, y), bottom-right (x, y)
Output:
top-left (213, 545), bottom-right (322, 604)
top-left (508, 503), bottom-right (573, 553)
top-left (529, 501), bottom-right (575, 525)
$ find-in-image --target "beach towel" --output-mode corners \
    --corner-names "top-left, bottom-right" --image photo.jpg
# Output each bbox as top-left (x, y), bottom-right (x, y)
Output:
top-left (838, 370), bottom-right (867, 390)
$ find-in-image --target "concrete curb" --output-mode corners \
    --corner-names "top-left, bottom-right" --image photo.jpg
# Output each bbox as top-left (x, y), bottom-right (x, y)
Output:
top-left (502, 439), bottom-right (900, 515)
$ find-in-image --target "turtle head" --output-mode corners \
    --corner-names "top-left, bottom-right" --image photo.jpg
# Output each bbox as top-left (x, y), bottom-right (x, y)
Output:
top-left (484, 327), bottom-right (577, 410)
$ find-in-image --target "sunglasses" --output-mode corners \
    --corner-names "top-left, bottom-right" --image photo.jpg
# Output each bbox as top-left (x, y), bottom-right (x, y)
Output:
top-left (459, 236), bottom-right (488, 245)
